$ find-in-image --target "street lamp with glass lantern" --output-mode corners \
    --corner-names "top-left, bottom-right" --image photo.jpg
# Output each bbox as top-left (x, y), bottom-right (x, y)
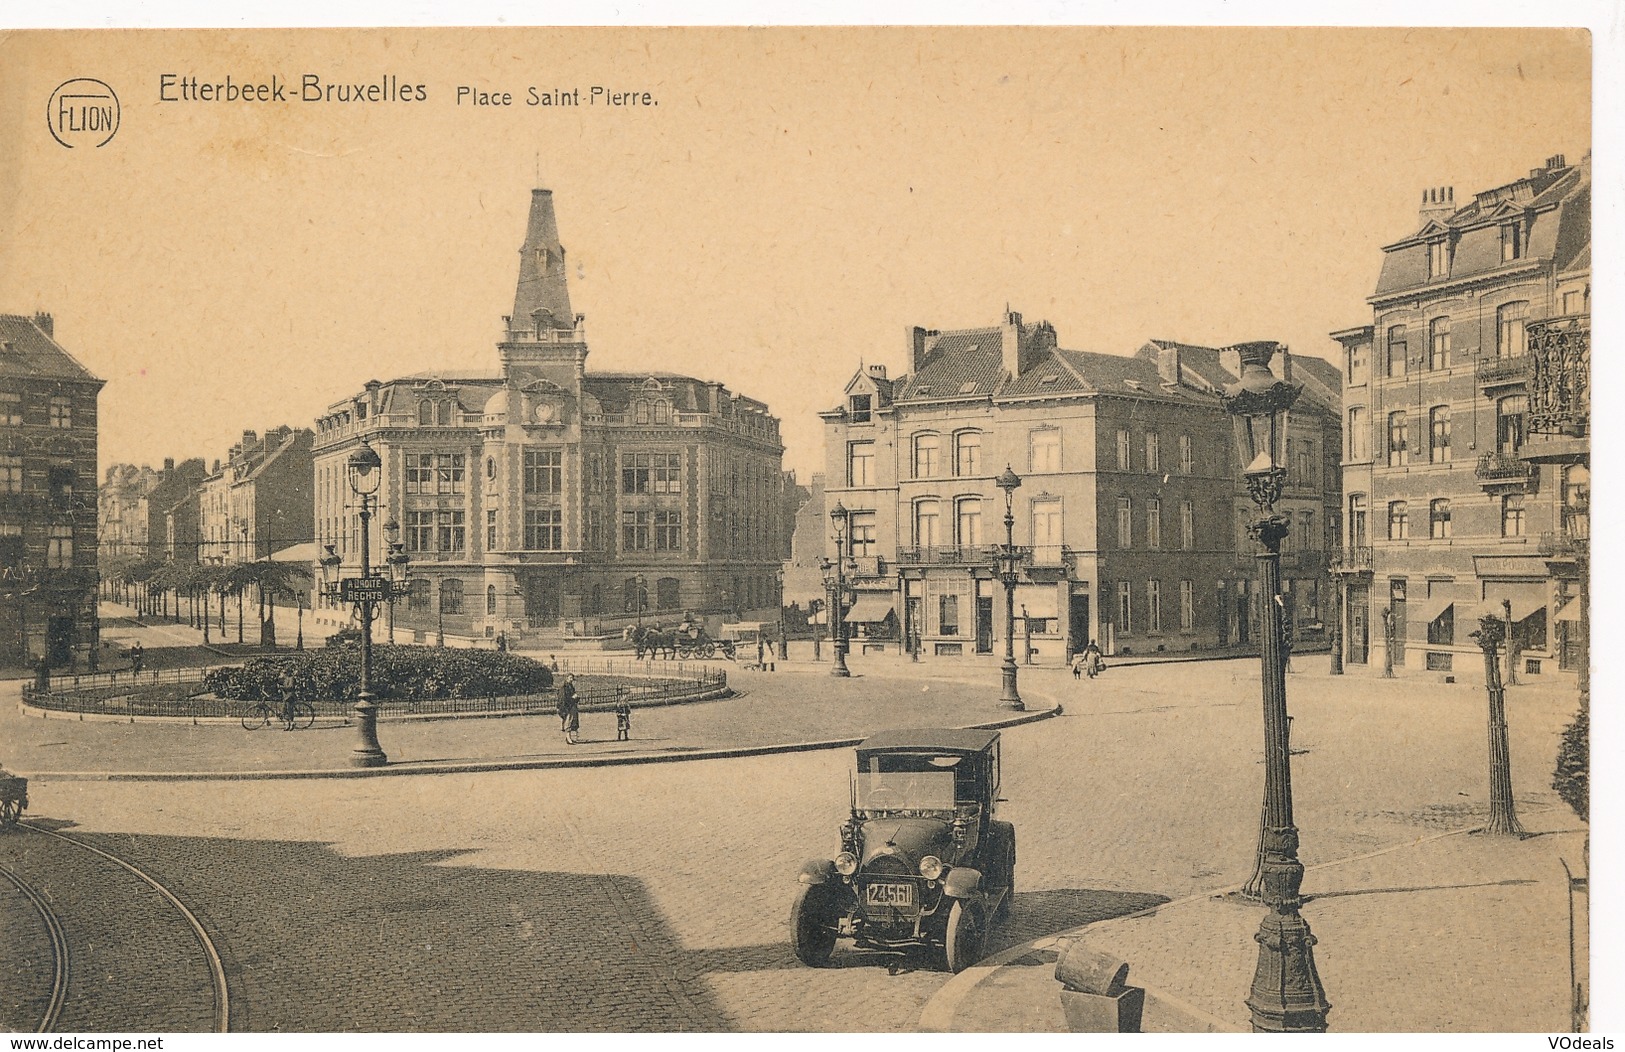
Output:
top-left (829, 501), bottom-right (851, 677)
top-left (774, 566), bottom-right (788, 661)
top-left (315, 440), bottom-right (408, 768)
top-left (994, 466), bottom-right (1025, 710)
top-left (1222, 341), bottom-right (1331, 1033)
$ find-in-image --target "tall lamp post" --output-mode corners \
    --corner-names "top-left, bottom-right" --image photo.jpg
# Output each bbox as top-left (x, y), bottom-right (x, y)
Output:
top-left (829, 501), bottom-right (851, 677)
top-left (317, 440), bottom-right (411, 769)
top-left (382, 519), bottom-right (401, 643)
top-left (1222, 341), bottom-right (1331, 1032)
top-left (775, 566), bottom-right (788, 661)
top-left (994, 466), bottom-right (1025, 710)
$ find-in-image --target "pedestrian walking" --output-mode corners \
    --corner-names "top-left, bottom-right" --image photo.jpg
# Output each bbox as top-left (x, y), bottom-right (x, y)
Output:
top-left (495, 631), bottom-right (508, 653)
top-left (1071, 653), bottom-right (1084, 680)
top-left (756, 637), bottom-right (766, 670)
top-left (129, 641), bottom-right (144, 674)
top-left (549, 654), bottom-right (560, 673)
top-left (614, 691), bottom-right (632, 742)
top-left (557, 674), bottom-right (580, 745)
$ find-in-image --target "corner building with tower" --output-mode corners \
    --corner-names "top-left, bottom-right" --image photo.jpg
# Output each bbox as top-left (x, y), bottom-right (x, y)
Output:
top-left (311, 189), bottom-right (785, 644)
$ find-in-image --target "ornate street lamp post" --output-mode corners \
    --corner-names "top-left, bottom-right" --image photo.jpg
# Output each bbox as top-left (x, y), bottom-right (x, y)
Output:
top-left (1222, 342), bottom-right (1330, 1032)
top-left (316, 440), bottom-right (411, 768)
top-left (829, 501), bottom-right (851, 677)
top-left (995, 466), bottom-right (1025, 710)
top-left (775, 566), bottom-right (788, 661)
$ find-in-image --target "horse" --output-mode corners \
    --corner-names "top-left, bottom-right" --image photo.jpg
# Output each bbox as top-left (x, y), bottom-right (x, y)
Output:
top-left (631, 624), bottom-right (677, 660)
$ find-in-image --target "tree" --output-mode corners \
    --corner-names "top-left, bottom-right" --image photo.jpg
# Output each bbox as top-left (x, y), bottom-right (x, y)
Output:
top-left (1553, 708), bottom-right (1588, 823)
top-left (233, 561), bottom-right (312, 648)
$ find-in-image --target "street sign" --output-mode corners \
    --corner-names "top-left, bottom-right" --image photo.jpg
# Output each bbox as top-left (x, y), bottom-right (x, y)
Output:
top-left (341, 577), bottom-right (390, 603)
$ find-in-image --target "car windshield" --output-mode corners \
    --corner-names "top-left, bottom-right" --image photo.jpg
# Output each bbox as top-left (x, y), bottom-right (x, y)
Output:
top-left (854, 753), bottom-right (966, 811)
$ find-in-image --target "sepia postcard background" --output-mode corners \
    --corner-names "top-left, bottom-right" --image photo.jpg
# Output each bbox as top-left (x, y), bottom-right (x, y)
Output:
top-left (0, 20), bottom-right (1609, 1040)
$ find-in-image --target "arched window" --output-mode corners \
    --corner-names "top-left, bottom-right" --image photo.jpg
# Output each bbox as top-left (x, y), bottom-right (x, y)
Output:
top-left (437, 401), bottom-right (454, 426)
top-left (1497, 396), bottom-right (1527, 454)
top-left (913, 433), bottom-right (941, 479)
top-left (486, 456), bottom-right (497, 480)
top-left (1387, 325), bottom-right (1408, 378)
top-left (624, 576), bottom-right (647, 613)
top-left (1348, 494), bottom-right (1367, 547)
top-left (955, 498), bottom-right (983, 546)
top-left (653, 401), bottom-right (672, 425)
top-left (635, 400), bottom-right (651, 425)
top-left (408, 578), bottom-right (430, 610)
top-left (954, 431), bottom-right (982, 476)
top-left (914, 499), bottom-right (941, 549)
top-left (1428, 317), bottom-right (1450, 371)
top-left (486, 584), bottom-right (498, 615)
top-left (1497, 301), bottom-right (1528, 358)
top-left (1387, 501), bottom-right (1409, 541)
top-left (1387, 411), bottom-right (1409, 466)
top-left (440, 578), bottom-right (464, 615)
top-left (1429, 499), bottom-right (1452, 539)
top-left (657, 577), bottom-right (681, 611)
top-left (418, 401), bottom-right (434, 426)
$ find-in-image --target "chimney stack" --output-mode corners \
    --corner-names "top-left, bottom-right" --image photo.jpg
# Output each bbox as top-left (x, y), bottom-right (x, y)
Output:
top-left (867, 364), bottom-right (887, 381)
top-left (32, 311), bottom-right (53, 338)
top-left (1418, 185), bottom-right (1455, 225)
top-left (163, 457), bottom-right (175, 472)
top-left (1155, 342), bottom-right (1182, 386)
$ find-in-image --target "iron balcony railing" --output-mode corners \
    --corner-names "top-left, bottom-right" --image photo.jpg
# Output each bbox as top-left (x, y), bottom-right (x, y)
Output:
top-left (1329, 546), bottom-right (1373, 572)
top-left (1538, 530), bottom-right (1588, 558)
top-left (896, 544), bottom-right (1017, 566)
top-left (1476, 451), bottom-right (1536, 481)
top-left (1475, 355), bottom-right (1533, 387)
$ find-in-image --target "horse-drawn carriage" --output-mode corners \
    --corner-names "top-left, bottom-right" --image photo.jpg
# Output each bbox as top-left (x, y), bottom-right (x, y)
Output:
top-left (629, 621), bottom-right (738, 661)
top-left (0, 769), bottom-right (27, 828)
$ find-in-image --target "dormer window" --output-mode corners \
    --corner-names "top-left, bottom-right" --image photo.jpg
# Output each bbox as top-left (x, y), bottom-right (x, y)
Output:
top-left (1427, 238), bottom-right (1451, 280)
top-left (1500, 223), bottom-right (1522, 262)
top-left (849, 394), bottom-right (872, 423)
top-left (635, 400), bottom-right (651, 425)
top-left (653, 401), bottom-right (672, 425)
top-left (958, 381), bottom-right (977, 394)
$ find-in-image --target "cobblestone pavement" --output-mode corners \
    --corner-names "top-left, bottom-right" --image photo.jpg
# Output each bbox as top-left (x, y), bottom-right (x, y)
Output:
top-left (5, 656), bottom-right (1583, 1031)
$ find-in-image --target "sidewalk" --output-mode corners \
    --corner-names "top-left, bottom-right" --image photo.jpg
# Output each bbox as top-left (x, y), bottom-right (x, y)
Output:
top-left (929, 804), bottom-right (1588, 1033)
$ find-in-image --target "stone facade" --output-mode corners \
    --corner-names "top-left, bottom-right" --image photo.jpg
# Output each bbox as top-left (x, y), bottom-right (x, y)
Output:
top-left (1333, 153), bottom-right (1589, 680)
top-left (196, 428), bottom-right (315, 564)
top-left (0, 312), bottom-right (104, 665)
top-left (312, 188), bottom-right (786, 644)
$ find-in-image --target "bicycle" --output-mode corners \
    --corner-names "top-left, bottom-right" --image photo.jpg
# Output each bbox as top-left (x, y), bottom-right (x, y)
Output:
top-left (240, 699), bottom-right (317, 731)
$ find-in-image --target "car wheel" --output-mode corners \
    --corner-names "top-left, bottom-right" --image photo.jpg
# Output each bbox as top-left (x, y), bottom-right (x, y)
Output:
top-left (990, 823), bottom-right (1016, 922)
top-left (790, 883), bottom-right (838, 967)
top-left (943, 900), bottom-right (986, 974)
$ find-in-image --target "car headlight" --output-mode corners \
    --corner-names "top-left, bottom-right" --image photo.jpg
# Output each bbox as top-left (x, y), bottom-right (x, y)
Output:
top-left (918, 855), bottom-right (944, 880)
top-left (835, 852), bottom-right (859, 876)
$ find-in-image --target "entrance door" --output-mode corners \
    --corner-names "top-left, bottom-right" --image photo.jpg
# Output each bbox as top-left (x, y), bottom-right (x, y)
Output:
top-left (47, 615), bottom-right (74, 666)
top-left (524, 573), bottom-right (562, 628)
top-left (1069, 592), bottom-right (1091, 653)
top-left (1347, 583), bottom-right (1369, 664)
top-left (974, 584), bottom-right (993, 654)
top-left (1234, 583), bottom-right (1251, 645)
top-left (904, 595), bottom-right (921, 654)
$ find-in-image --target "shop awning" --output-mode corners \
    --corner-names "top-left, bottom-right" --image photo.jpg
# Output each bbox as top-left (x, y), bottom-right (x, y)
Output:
top-left (1554, 597), bottom-right (1583, 623)
top-left (1415, 594), bottom-right (1456, 625)
top-left (844, 597), bottom-right (896, 624)
top-left (270, 542), bottom-right (319, 563)
top-left (1477, 584), bottom-right (1547, 624)
top-left (1014, 586), bottom-right (1058, 620)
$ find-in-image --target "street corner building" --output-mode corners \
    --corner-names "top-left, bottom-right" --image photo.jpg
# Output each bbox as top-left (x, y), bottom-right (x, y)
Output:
top-left (815, 312), bottom-right (1342, 665)
top-left (311, 188), bottom-right (787, 646)
top-left (1331, 153), bottom-right (1590, 682)
top-left (0, 311), bottom-right (104, 666)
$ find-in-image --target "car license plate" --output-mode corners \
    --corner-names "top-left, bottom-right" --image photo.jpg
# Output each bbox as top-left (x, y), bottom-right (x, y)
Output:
top-left (864, 882), bottom-right (914, 907)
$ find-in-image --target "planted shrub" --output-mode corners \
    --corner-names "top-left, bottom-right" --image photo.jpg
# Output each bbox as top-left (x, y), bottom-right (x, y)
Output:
top-left (203, 645), bottom-right (554, 702)
top-left (1552, 707), bottom-right (1588, 823)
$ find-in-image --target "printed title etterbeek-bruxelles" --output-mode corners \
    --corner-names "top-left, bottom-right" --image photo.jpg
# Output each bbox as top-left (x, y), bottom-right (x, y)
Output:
top-left (159, 74), bottom-right (428, 103)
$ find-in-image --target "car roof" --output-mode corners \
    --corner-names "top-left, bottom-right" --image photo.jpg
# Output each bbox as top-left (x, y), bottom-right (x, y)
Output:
top-left (856, 727), bottom-right (1000, 755)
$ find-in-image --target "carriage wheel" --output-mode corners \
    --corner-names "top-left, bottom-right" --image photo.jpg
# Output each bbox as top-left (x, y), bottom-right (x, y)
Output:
top-left (702, 642), bottom-right (717, 658)
top-left (0, 797), bottom-right (21, 827)
top-left (722, 643), bottom-right (737, 661)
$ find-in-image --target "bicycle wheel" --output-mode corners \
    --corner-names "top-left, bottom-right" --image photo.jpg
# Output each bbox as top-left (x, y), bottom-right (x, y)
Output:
top-left (241, 704), bottom-right (271, 731)
top-left (291, 702), bottom-right (317, 730)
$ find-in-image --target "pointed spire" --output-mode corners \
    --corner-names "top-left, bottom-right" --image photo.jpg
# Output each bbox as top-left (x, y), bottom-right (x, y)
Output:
top-left (510, 188), bottom-right (574, 336)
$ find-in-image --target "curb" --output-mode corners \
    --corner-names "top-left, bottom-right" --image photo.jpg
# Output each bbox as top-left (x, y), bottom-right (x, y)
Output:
top-left (916, 808), bottom-right (1564, 1033)
top-left (19, 702), bottom-right (1061, 783)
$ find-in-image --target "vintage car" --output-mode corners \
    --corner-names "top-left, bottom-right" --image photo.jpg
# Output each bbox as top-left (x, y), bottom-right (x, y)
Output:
top-left (790, 727), bottom-right (1015, 973)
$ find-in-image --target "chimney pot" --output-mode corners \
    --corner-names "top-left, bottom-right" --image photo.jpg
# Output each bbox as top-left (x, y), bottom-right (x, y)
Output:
top-left (32, 311), bottom-right (53, 338)
top-left (164, 457), bottom-right (175, 472)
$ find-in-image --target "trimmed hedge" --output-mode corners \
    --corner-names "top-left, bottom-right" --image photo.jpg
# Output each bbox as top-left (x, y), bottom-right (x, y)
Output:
top-left (1552, 707), bottom-right (1588, 823)
top-left (202, 645), bottom-right (555, 703)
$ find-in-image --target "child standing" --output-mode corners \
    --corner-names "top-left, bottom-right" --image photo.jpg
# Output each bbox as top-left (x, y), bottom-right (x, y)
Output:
top-left (615, 692), bottom-right (632, 742)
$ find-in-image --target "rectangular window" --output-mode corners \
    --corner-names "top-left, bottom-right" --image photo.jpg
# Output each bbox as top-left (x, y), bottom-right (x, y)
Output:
top-left (1430, 406), bottom-right (1452, 463)
top-left (1388, 501), bottom-right (1409, 541)
top-left (1430, 499), bottom-right (1452, 539)
top-left (1429, 317), bottom-right (1451, 371)
top-left (913, 434), bottom-right (941, 479)
top-left (1428, 239), bottom-right (1450, 280)
top-left (436, 510), bottom-right (466, 552)
top-left (1387, 411), bottom-right (1409, 467)
top-left (1030, 429), bottom-right (1061, 473)
top-left (1387, 326), bottom-right (1408, 378)
top-left (526, 450), bottom-right (563, 494)
top-left (848, 511), bottom-right (877, 557)
top-left (914, 501), bottom-right (941, 548)
top-left (1116, 429), bottom-right (1132, 471)
top-left (954, 432), bottom-right (982, 476)
top-left (435, 453), bottom-right (466, 494)
top-left (957, 500), bottom-right (983, 547)
top-left (1116, 496), bottom-right (1132, 549)
top-left (48, 397), bottom-right (71, 429)
top-left (1501, 495), bottom-right (1525, 538)
top-left (406, 453), bottom-right (435, 493)
top-left (1147, 580), bottom-right (1162, 632)
top-left (849, 394), bottom-right (872, 423)
top-left (406, 510), bottom-right (434, 552)
top-left (1147, 498), bottom-right (1162, 549)
top-left (1117, 581), bottom-right (1132, 635)
top-left (939, 594), bottom-right (960, 636)
top-left (1031, 500), bottom-right (1062, 548)
top-left (622, 510), bottom-right (651, 550)
top-left (1145, 432), bottom-right (1160, 473)
top-left (1180, 580), bottom-right (1194, 631)
top-left (0, 392), bottom-right (21, 426)
top-left (486, 509), bottom-right (498, 551)
top-left (1299, 511), bottom-right (1316, 550)
top-left (655, 510), bottom-right (682, 551)
top-left (587, 509), bottom-right (604, 551)
top-left (1497, 301), bottom-right (1528, 358)
top-left (1347, 341), bottom-right (1369, 386)
top-left (1497, 396), bottom-right (1527, 455)
top-left (1180, 501), bottom-right (1194, 550)
top-left (588, 452), bottom-right (605, 493)
top-left (523, 509), bottom-right (562, 550)
top-left (46, 525), bottom-right (73, 568)
top-left (1500, 224), bottom-right (1522, 262)
top-left (1348, 407), bottom-right (1368, 460)
top-left (0, 455), bottom-right (20, 494)
top-left (848, 441), bottom-right (875, 487)
top-left (1179, 434), bottom-right (1194, 474)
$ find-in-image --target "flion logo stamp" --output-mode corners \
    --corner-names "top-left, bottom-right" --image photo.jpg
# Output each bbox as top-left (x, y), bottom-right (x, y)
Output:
top-left (47, 78), bottom-right (120, 148)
